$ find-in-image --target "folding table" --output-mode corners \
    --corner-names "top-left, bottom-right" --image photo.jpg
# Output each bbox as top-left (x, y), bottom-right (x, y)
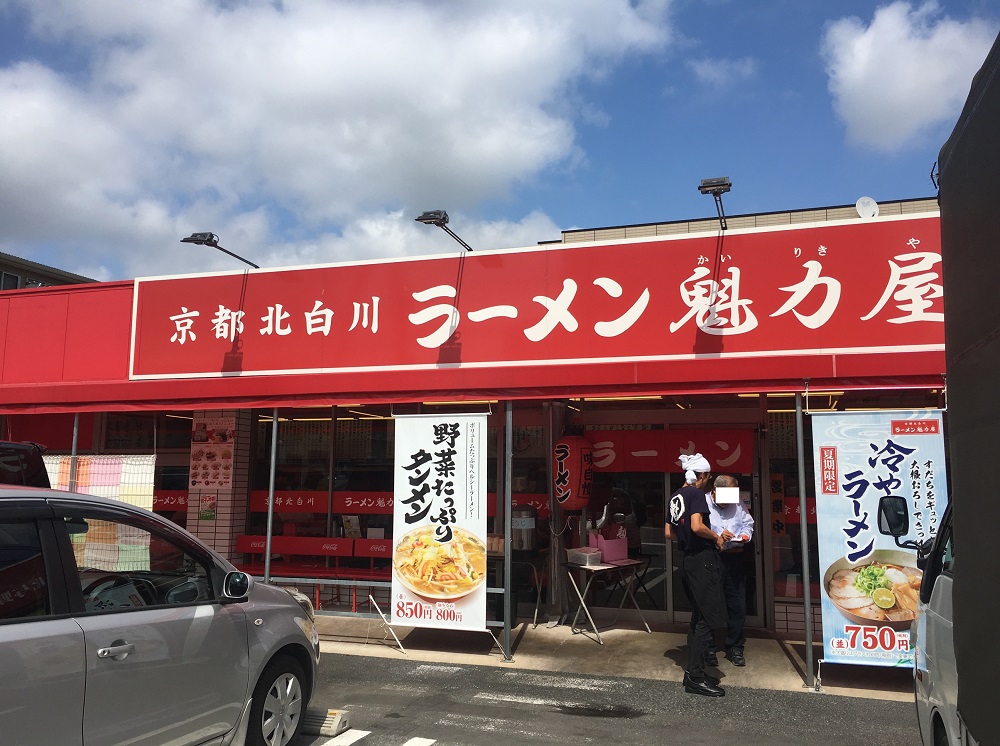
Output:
top-left (564, 558), bottom-right (652, 644)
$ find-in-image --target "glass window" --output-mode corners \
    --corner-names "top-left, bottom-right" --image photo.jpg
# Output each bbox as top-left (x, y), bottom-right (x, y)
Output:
top-left (0, 443), bottom-right (49, 487)
top-left (940, 524), bottom-right (953, 573)
top-left (103, 412), bottom-right (194, 451)
top-left (248, 410), bottom-right (338, 538)
top-left (0, 521), bottom-right (50, 620)
top-left (64, 515), bottom-right (213, 613)
top-left (1, 273), bottom-right (19, 291)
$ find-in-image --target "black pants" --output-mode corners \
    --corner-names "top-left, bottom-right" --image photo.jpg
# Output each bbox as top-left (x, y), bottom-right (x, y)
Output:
top-left (681, 547), bottom-right (727, 680)
top-left (708, 551), bottom-right (748, 654)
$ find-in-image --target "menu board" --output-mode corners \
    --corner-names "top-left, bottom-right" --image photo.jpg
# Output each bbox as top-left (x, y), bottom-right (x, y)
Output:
top-left (190, 416), bottom-right (236, 490)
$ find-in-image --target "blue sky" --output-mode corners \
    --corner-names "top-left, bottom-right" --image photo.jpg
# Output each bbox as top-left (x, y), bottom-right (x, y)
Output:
top-left (0, 1), bottom-right (996, 281)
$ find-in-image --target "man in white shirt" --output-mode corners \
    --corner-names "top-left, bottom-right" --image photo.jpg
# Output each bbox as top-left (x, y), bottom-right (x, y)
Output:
top-left (705, 474), bottom-right (754, 667)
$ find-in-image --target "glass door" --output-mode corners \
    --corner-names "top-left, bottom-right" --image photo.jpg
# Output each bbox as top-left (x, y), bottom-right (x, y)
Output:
top-left (668, 467), bottom-right (765, 628)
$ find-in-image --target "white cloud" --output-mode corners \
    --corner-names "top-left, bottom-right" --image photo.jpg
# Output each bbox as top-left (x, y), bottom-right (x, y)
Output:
top-left (247, 209), bottom-right (563, 274)
top-left (0, 0), bottom-right (673, 279)
top-left (687, 56), bottom-right (758, 88)
top-left (821, 1), bottom-right (998, 152)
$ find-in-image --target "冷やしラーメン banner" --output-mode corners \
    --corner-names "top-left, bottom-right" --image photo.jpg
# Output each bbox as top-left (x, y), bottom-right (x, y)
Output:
top-left (392, 414), bottom-right (487, 631)
top-left (811, 410), bottom-right (947, 667)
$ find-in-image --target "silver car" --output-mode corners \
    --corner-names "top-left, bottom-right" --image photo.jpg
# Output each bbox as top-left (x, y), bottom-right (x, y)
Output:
top-left (0, 486), bottom-right (320, 746)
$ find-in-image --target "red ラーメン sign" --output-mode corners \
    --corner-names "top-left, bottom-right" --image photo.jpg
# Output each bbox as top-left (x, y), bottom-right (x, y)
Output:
top-left (129, 216), bottom-right (943, 380)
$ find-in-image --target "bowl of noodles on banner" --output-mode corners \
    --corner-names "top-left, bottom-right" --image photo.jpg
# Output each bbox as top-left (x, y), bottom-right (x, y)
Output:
top-left (823, 549), bottom-right (923, 631)
top-left (392, 526), bottom-right (488, 601)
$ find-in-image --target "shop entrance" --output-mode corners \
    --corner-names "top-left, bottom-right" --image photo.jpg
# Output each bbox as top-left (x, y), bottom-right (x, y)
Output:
top-left (664, 471), bottom-right (765, 630)
top-left (578, 416), bottom-right (765, 631)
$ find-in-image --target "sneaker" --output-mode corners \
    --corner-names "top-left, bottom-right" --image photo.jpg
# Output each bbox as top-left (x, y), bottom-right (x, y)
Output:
top-left (704, 651), bottom-right (719, 667)
top-left (727, 649), bottom-right (746, 667)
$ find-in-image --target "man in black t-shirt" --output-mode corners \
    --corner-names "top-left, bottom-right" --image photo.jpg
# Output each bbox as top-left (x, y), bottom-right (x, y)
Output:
top-left (666, 453), bottom-right (728, 697)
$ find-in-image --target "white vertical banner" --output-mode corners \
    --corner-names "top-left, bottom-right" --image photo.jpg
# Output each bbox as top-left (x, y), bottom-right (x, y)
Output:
top-left (391, 414), bottom-right (487, 631)
top-left (812, 410), bottom-right (947, 667)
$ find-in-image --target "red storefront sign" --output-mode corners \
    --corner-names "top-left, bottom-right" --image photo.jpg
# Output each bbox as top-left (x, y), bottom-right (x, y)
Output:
top-left (819, 446), bottom-right (839, 495)
top-left (890, 419), bottom-right (940, 435)
top-left (552, 435), bottom-right (594, 510)
top-left (249, 489), bottom-right (549, 516)
top-left (153, 490), bottom-right (189, 510)
top-left (587, 429), bottom-right (753, 473)
top-left (131, 217), bottom-right (943, 381)
top-left (244, 427), bottom-right (755, 518)
top-left (784, 497), bottom-right (818, 524)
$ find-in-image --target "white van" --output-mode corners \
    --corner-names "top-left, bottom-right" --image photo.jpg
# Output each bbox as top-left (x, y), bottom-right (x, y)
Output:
top-left (878, 499), bottom-right (976, 746)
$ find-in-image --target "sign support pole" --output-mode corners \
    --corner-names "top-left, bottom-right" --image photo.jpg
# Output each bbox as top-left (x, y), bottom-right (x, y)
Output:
top-left (68, 413), bottom-right (80, 491)
top-left (796, 393), bottom-right (815, 688)
top-left (502, 400), bottom-right (514, 661)
top-left (264, 407), bottom-right (279, 583)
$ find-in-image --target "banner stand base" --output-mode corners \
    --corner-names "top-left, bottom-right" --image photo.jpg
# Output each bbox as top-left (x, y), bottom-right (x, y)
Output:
top-left (368, 595), bottom-right (406, 655)
top-left (813, 659), bottom-right (824, 691)
top-left (488, 629), bottom-right (512, 662)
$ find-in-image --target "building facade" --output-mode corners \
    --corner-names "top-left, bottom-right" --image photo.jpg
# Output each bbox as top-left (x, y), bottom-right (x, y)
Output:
top-left (0, 250), bottom-right (95, 290)
top-left (0, 197), bottom-right (944, 637)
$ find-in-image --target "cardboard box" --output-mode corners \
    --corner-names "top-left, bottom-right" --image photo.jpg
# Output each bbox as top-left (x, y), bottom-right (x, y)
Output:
top-left (588, 532), bottom-right (628, 563)
top-left (567, 547), bottom-right (603, 566)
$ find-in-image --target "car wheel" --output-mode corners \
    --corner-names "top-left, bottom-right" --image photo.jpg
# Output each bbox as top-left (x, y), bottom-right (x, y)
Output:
top-left (247, 655), bottom-right (307, 746)
top-left (932, 716), bottom-right (949, 746)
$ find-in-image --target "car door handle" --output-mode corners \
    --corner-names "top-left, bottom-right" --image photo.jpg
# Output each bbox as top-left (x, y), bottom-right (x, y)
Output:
top-left (97, 641), bottom-right (135, 660)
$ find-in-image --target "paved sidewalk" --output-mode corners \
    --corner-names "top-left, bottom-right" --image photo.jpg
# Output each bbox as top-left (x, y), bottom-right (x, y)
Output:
top-left (315, 612), bottom-right (915, 702)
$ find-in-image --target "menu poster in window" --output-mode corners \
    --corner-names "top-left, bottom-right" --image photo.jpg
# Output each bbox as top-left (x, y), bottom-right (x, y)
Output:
top-left (342, 515), bottom-right (362, 538)
top-left (190, 416), bottom-right (236, 489)
top-left (198, 493), bottom-right (217, 521)
top-left (392, 414), bottom-right (487, 632)
top-left (811, 410), bottom-right (947, 667)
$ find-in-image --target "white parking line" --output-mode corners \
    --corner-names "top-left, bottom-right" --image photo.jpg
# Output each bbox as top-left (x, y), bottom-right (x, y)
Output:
top-left (413, 664), bottom-right (462, 674)
top-left (501, 671), bottom-right (626, 691)
top-left (317, 729), bottom-right (438, 745)
top-left (321, 729), bottom-right (371, 745)
top-left (473, 692), bottom-right (587, 708)
top-left (435, 713), bottom-right (547, 740)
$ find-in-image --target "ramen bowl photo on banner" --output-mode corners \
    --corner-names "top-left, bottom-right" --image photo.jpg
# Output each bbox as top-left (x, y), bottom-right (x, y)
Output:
top-left (811, 410), bottom-right (947, 667)
top-left (391, 414), bottom-right (488, 632)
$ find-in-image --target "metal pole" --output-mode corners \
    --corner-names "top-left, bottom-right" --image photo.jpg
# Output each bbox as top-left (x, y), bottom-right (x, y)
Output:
top-left (795, 394), bottom-right (814, 687)
top-left (264, 408), bottom-right (279, 582)
top-left (68, 413), bottom-right (80, 491)
top-left (502, 400), bottom-right (513, 660)
top-left (441, 224), bottom-right (474, 252)
top-left (214, 244), bottom-right (260, 269)
top-left (547, 402), bottom-right (566, 620)
top-left (327, 406), bottom-right (337, 539)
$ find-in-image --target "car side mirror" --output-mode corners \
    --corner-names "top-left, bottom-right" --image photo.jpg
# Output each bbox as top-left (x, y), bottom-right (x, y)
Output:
top-left (877, 496), bottom-right (920, 551)
top-left (915, 538), bottom-right (934, 571)
top-left (877, 496), bottom-right (908, 536)
top-left (222, 571), bottom-right (251, 602)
